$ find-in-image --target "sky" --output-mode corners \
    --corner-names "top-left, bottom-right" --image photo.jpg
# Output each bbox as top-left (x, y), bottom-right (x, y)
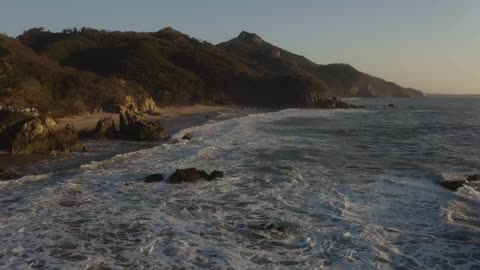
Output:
top-left (1, 0), bottom-right (479, 94)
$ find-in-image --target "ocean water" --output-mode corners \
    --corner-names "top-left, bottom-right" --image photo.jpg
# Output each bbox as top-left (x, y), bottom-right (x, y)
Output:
top-left (1, 96), bottom-right (480, 269)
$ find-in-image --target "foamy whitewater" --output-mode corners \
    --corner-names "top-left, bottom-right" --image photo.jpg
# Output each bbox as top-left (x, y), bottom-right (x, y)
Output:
top-left (1, 97), bottom-right (480, 269)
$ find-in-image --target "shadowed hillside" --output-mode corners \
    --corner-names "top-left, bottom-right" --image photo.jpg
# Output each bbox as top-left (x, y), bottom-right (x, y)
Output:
top-left (0, 34), bottom-right (149, 116)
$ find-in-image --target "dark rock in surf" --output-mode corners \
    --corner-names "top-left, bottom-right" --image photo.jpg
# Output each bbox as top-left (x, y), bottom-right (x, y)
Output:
top-left (181, 133), bottom-right (193, 141)
top-left (0, 168), bottom-right (21, 180)
top-left (439, 180), bottom-right (466, 191)
top-left (94, 117), bottom-right (117, 140)
top-left (208, 170), bottom-right (224, 181)
top-left (466, 174), bottom-right (480, 182)
top-left (144, 173), bottom-right (165, 183)
top-left (313, 96), bottom-right (358, 109)
top-left (172, 138), bottom-right (181, 144)
top-left (384, 104), bottom-right (397, 109)
top-left (168, 168), bottom-right (209, 183)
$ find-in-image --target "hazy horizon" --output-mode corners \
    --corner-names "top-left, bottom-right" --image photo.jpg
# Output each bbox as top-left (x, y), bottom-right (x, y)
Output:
top-left (1, 0), bottom-right (479, 95)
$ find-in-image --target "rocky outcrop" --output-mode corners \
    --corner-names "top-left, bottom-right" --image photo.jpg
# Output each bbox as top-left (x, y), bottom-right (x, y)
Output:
top-left (0, 168), bottom-right (20, 180)
top-left (1, 115), bottom-right (80, 154)
top-left (93, 117), bottom-right (117, 140)
top-left (137, 96), bottom-right (161, 114)
top-left (119, 95), bottom-right (161, 115)
top-left (119, 109), bottom-right (169, 141)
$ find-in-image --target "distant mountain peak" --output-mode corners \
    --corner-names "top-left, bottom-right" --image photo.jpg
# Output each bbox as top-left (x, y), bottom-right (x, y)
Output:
top-left (237, 31), bottom-right (264, 44)
top-left (157, 26), bottom-right (183, 35)
top-left (154, 26), bottom-right (190, 41)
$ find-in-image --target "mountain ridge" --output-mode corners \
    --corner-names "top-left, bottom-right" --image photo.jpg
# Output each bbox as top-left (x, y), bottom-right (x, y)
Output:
top-left (0, 27), bottom-right (423, 116)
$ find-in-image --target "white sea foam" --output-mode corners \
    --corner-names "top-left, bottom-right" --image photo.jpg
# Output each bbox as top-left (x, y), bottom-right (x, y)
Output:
top-left (0, 107), bottom-right (479, 269)
top-left (0, 173), bottom-right (53, 189)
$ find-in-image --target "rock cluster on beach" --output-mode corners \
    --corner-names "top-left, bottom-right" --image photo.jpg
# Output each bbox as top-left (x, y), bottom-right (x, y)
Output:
top-left (0, 111), bottom-right (80, 154)
top-left (0, 107), bottom-right (170, 156)
top-left (80, 109), bottom-right (170, 141)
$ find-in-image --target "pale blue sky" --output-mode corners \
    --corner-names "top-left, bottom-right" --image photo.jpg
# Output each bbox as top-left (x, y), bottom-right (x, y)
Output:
top-left (1, 0), bottom-right (479, 94)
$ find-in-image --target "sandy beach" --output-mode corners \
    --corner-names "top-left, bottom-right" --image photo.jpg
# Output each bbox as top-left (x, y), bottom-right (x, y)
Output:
top-left (56, 105), bottom-right (235, 131)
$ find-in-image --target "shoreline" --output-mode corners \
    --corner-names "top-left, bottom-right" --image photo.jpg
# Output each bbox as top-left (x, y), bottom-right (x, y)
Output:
top-left (56, 105), bottom-right (235, 132)
top-left (0, 105), bottom-right (236, 173)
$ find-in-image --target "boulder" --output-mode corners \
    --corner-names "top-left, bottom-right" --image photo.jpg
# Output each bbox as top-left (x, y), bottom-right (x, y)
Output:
top-left (119, 110), bottom-right (169, 141)
top-left (172, 139), bottom-right (181, 144)
top-left (168, 168), bottom-right (209, 183)
top-left (181, 133), bottom-right (193, 141)
top-left (94, 117), bottom-right (117, 140)
top-left (466, 174), bottom-right (480, 182)
top-left (144, 173), bottom-right (164, 183)
top-left (208, 170), bottom-right (224, 181)
top-left (439, 180), bottom-right (466, 191)
top-left (0, 168), bottom-right (20, 180)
